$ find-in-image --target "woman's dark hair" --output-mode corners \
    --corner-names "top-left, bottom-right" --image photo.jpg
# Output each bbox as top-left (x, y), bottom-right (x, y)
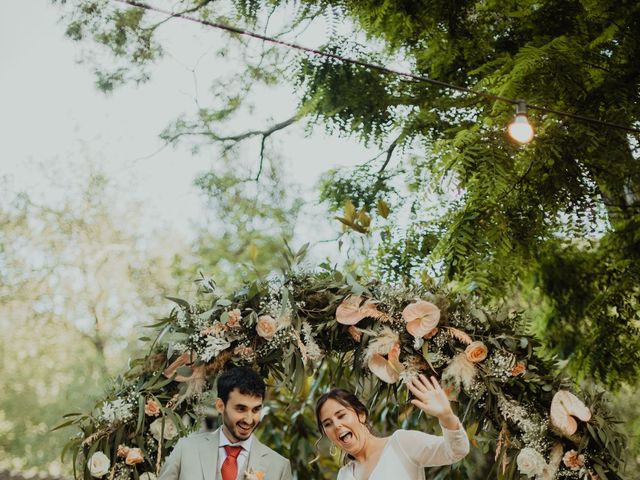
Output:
top-left (315, 388), bottom-right (369, 434)
top-left (217, 366), bottom-right (265, 403)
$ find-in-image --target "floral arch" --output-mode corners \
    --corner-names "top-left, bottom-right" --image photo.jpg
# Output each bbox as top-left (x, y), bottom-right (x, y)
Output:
top-left (60, 264), bottom-right (625, 480)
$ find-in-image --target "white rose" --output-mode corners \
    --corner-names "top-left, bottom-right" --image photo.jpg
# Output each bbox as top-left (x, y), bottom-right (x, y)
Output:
top-left (149, 417), bottom-right (179, 441)
top-left (517, 447), bottom-right (546, 477)
top-left (139, 473), bottom-right (157, 480)
top-left (87, 452), bottom-right (110, 478)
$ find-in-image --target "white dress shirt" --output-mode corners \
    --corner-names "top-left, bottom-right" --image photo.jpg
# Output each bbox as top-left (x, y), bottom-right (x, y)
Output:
top-left (216, 428), bottom-right (254, 479)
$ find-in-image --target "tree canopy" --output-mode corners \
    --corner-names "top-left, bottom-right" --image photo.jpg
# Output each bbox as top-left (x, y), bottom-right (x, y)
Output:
top-left (56, 0), bottom-right (640, 387)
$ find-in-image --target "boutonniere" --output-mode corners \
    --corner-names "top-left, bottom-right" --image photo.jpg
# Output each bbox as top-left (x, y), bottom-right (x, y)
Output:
top-left (244, 468), bottom-right (265, 480)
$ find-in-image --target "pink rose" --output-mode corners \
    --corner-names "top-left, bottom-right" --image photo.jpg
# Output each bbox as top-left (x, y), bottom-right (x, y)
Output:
top-left (227, 309), bottom-right (242, 329)
top-left (256, 315), bottom-right (277, 340)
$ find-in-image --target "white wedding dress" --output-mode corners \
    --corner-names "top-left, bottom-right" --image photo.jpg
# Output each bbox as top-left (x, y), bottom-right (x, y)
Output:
top-left (336, 424), bottom-right (470, 480)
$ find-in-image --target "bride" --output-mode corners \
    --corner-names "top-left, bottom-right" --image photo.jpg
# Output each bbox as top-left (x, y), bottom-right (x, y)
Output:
top-left (315, 375), bottom-right (470, 480)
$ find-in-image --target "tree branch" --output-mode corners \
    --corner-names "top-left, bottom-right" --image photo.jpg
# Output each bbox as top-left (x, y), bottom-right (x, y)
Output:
top-left (377, 133), bottom-right (403, 175)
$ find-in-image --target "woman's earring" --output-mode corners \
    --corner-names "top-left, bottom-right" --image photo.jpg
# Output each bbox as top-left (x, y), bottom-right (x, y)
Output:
top-left (330, 444), bottom-right (339, 457)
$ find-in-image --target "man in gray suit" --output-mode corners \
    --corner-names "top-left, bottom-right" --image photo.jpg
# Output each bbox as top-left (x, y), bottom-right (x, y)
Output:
top-left (158, 367), bottom-right (292, 480)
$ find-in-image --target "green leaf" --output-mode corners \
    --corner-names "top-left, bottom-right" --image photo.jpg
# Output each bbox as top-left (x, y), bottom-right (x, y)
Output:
top-left (593, 463), bottom-right (608, 479)
top-left (165, 296), bottom-right (190, 308)
top-left (50, 419), bottom-right (78, 432)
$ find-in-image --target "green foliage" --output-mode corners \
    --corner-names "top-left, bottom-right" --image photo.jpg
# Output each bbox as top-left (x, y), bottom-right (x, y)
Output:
top-left (172, 156), bottom-right (304, 295)
top-left (296, 41), bottom-right (399, 144)
top-left (534, 219), bottom-right (640, 388)
top-left (319, 162), bottom-right (395, 212)
top-left (0, 168), bottom-right (181, 474)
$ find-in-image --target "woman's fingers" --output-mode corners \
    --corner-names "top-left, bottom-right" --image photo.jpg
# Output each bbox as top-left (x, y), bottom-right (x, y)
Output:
top-left (416, 374), bottom-right (433, 391)
top-left (407, 378), bottom-right (425, 397)
top-left (410, 399), bottom-right (429, 411)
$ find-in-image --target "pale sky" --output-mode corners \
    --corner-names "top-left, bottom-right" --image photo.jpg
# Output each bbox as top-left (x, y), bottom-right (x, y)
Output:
top-left (0, 1), bottom-right (377, 250)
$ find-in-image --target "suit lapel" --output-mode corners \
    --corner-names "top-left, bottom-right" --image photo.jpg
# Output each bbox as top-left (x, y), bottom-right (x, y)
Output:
top-left (243, 437), bottom-right (268, 477)
top-left (199, 429), bottom-right (219, 480)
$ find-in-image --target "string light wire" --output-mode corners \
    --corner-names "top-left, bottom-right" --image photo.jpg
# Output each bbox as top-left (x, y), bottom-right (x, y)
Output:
top-left (113, 0), bottom-right (640, 136)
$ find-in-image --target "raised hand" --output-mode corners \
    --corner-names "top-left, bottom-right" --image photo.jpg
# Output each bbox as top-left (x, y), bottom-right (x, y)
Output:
top-left (407, 375), bottom-right (460, 429)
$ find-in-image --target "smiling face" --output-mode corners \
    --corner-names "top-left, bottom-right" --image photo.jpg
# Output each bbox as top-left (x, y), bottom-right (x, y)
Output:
top-left (319, 398), bottom-right (370, 456)
top-left (215, 388), bottom-right (263, 443)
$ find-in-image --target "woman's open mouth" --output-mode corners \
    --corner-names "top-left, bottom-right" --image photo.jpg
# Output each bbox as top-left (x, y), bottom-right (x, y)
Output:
top-left (338, 431), bottom-right (354, 446)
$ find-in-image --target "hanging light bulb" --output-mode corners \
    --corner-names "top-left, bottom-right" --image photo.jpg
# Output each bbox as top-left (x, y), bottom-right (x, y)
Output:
top-left (508, 100), bottom-right (534, 144)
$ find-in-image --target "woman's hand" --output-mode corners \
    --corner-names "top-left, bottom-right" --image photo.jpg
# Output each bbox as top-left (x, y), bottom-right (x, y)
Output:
top-left (407, 375), bottom-right (460, 429)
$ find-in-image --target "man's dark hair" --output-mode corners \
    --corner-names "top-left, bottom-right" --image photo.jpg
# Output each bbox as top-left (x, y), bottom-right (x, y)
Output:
top-left (217, 366), bottom-right (266, 403)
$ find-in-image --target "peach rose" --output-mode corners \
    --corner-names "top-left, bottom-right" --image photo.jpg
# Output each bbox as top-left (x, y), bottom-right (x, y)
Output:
top-left (562, 450), bottom-right (585, 471)
top-left (511, 362), bottom-right (526, 377)
top-left (226, 309), bottom-right (242, 329)
top-left (465, 341), bottom-right (488, 363)
top-left (256, 315), bottom-right (277, 340)
top-left (116, 445), bottom-right (130, 458)
top-left (144, 398), bottom-right (161, 417)
top-left (125, 448), bottom-right (144, 466)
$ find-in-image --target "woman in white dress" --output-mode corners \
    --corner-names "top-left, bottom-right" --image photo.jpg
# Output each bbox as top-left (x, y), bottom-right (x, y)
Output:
top-left (315, 375), bottom-right (470, 480)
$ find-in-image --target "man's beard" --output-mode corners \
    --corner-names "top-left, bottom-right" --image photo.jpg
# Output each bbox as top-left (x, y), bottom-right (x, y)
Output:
top-left (222, 414), bottom-right (259, 442)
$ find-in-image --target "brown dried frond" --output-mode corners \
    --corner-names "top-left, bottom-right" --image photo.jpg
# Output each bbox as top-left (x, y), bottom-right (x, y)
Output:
top-left (363, 306), bottom-right (392, 322)
top-left (446, 327), bottom-right (473, 345)
top-left (205, 351), bottom-right (234, 376)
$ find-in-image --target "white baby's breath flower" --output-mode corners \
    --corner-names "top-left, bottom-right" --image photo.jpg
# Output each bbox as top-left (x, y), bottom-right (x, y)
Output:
top-left (175, 309), bottom-right (188, 327)
top-left (302, 322), bottom-right (323, 361)
top-left (100, 398), bottom-right (133, 424)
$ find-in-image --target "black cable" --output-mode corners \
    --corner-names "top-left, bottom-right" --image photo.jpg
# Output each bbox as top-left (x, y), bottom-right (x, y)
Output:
top-left (113, 0), bottom-right (640, 135)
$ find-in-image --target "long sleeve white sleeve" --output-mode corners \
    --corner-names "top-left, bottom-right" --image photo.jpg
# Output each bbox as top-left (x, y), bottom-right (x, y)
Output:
top-left (394, 424), bottom-right (470, 467)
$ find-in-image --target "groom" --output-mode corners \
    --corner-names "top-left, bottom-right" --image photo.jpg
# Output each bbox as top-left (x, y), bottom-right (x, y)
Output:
top-left (158, 366), bottom-right (292, 480)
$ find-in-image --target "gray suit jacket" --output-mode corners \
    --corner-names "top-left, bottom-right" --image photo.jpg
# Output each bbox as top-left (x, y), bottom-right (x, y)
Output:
top-left (158, 429), bottom-right (292, 480)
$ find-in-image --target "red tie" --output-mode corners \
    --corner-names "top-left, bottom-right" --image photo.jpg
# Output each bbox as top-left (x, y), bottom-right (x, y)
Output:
top-left (221, 445), bottom-right (243, 480)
